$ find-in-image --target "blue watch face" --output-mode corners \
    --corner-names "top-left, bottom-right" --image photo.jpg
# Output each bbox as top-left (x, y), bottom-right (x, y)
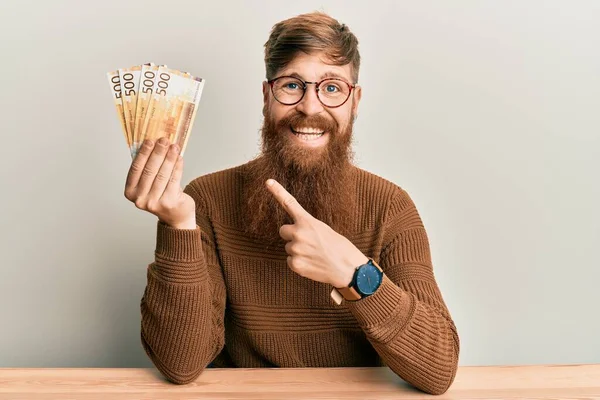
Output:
top-left (355, 263), bottom-right (382, 296)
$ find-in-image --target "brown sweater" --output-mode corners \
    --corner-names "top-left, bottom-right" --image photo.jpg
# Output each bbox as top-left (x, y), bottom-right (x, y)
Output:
top-left (140, 160), bottom-right (460, 395)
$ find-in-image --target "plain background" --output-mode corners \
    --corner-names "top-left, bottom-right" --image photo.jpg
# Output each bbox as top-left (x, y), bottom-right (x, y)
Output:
top-left (0, 0), bottom-right (598, 368)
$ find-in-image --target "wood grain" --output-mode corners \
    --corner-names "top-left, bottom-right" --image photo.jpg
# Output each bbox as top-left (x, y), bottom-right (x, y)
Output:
top-left (0, 365), bottom-right (598, 399)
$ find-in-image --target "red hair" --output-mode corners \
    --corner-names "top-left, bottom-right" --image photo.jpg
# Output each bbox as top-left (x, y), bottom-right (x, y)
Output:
top-left (264, 12), bottom-right (361, 83)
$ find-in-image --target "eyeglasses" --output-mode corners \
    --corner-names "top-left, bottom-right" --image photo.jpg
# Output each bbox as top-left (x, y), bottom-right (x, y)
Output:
top-left (267, 75), bottom-right (356, 108)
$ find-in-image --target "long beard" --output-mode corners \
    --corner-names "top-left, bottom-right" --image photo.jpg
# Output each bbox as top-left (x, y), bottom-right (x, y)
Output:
top-left (242, 111), bottom-right (357, 243)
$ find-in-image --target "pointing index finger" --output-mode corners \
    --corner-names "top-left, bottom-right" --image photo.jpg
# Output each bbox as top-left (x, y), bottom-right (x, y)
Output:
top-left (266, 179), bottom-right (307, 222)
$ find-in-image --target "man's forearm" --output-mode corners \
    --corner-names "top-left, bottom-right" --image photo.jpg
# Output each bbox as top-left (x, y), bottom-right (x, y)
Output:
top-left (347, 275), bottom-right (460, 395)
top-left (140, 221), bottom-right (226, 384)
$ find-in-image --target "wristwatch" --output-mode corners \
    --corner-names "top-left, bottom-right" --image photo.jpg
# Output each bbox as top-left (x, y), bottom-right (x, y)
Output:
top-left (330, 258), bottom-right (384, 304)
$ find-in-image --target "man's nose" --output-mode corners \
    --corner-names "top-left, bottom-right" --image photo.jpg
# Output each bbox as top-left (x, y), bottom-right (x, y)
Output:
top-left (295, 84), bottom-right (324, 116)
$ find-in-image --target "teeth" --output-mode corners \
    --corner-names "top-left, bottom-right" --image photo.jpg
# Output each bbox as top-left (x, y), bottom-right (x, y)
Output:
top-left (297, 133), bottom-right (323, 141)
top-left (294, 127), bottom-right (324, 134)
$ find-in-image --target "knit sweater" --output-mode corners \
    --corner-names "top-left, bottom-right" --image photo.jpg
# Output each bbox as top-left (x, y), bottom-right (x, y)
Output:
top-left (140, 160), bottom-right (460, 395)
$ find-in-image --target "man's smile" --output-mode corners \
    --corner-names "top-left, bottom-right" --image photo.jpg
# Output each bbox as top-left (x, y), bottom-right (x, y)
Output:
top-left (290, 126), bottom-right (329, 146)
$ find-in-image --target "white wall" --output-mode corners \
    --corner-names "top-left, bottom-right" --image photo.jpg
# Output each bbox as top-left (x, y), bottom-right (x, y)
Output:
top-left (1, 0), bottom-right (598, 367)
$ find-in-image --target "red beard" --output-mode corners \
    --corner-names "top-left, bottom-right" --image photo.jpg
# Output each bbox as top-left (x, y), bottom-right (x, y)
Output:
top-left (242, 111), bottom-right (357, 243)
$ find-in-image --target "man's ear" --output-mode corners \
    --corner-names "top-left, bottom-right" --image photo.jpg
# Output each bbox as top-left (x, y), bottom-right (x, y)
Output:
top-left (351, 85), bottom-right (362, 117)
top-left (262, 81), bottom-right (269, 117)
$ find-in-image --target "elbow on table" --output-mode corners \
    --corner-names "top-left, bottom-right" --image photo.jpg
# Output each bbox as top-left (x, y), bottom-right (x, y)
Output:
top-left (405, 371), bottom-right (455, 396)
top-left (422, 363), bottom-right (459, 395)
top-left (422, 379), bottom-right (453, 396)
top-left (390, 356), bottom-right (458, 395)
top-left (141, 334), bottom-right (208, 385)
top-left (422, 334), bottom-right (460, 394)
top-left (162, 367), bottom-right (205, 385)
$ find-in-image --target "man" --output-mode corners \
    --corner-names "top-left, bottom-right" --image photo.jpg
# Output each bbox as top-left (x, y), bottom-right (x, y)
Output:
top-left (124, 12), bottom-right (459, 395)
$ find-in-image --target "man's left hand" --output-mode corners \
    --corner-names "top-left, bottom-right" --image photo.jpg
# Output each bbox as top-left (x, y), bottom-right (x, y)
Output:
top-left (266, 179), bottom-right (368, 288)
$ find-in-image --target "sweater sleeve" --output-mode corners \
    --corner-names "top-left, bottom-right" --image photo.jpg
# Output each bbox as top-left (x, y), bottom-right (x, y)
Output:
top-left (346, 189), bottom-right (460, 395)
top-left (140, 183), bottom-right (226, 384)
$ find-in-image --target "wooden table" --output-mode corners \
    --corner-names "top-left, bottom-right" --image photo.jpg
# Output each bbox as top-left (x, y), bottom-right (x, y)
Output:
top-left (1, 365), bottom-right (598, 399)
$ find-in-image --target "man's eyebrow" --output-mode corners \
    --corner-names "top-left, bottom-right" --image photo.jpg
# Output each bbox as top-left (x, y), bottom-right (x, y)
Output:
top-left (284, 71), bottom-right (351, 82)
top-left (319, 71), bottom-right (349, 81)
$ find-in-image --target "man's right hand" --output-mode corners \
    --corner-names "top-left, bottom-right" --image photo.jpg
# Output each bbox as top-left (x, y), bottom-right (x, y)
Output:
top-left (124, 137), bottom-right (196, 229)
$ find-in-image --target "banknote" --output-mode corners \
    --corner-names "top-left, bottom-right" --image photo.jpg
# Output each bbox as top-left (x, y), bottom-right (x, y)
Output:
top-left (140, 65), bottom-right (171, 145)
top-left (132, 64), bottom-right (161, 156)
top-left (106, 71), bottom-right (129, 148)
top-left (176, 76), bottom-right (205, 156)
top-left (108, 63), bottom-right (204, 158)
top-left (118, 65), bottom-right (142, 157)
top-left (140, 67), bottom-right (205, 155)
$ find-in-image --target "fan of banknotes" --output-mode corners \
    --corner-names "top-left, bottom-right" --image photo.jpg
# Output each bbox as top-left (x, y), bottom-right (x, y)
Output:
top-left (107, 63), bottom-right (205, 158)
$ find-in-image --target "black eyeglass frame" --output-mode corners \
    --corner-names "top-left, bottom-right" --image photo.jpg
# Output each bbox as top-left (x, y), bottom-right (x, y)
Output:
top-left (267, 75), bottom-right (357, 108)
